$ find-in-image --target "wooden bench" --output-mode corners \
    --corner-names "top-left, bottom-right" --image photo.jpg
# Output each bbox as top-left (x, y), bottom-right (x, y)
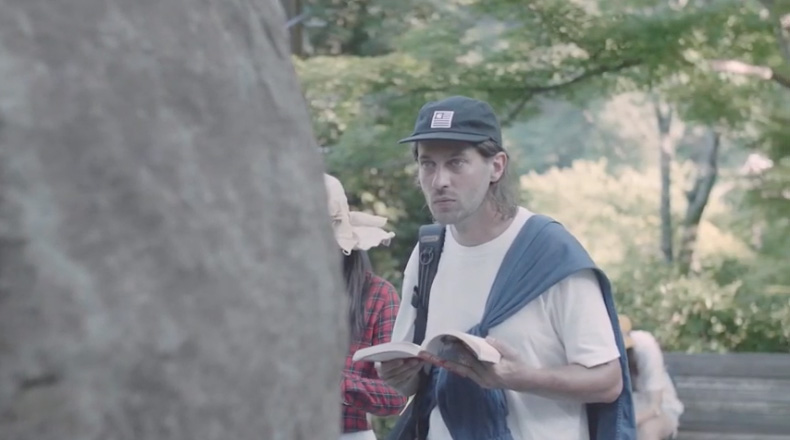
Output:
top-left (664, 352), bottom-right (790, 440)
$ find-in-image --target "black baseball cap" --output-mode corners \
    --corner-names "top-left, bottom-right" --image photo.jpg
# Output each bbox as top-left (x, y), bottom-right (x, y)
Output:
top-left (398, 96), bottom-right (503, 147)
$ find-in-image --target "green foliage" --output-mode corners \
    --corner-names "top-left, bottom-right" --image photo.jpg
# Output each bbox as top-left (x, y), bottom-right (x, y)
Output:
top-left (521, 159), bottom-right (750, 269)
top-left (744, 110), bottom-right (790, 221)
top-left (614, 262), bottom-right (790, 353)
top-left (506, 97), bottom-right (653, 174)
top-left (302, 0), bottom-right (437, 56)
top-left (296, 0), bottom-right (714, 282)
top-left (524, 160), bottom-right (790, 353)
top-left (297, 0), bottom-right (790, 358)
top-left (371, 415), bottom-right (397, 439)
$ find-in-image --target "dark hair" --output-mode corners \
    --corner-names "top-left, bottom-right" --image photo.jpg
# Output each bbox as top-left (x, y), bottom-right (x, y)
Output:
top-left (412, 139), bottom-right (519, 219)
top-left (343, 250), bottom-right (372, 341)
top-left (626, 347), bottom-right (639, 390)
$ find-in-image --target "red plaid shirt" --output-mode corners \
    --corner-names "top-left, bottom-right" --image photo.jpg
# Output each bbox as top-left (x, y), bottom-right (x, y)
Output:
top-left (342, 273), bottom-right (408, 433)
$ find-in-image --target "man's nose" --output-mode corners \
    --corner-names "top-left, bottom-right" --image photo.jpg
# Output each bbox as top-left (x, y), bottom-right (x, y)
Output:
top-left (431, 167), bottom-right (450, 189)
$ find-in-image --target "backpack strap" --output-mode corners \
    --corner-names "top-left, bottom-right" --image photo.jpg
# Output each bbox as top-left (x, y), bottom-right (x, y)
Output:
top-left (411, 223), bottom-right (445, 345)
top-left (411, 223), bottom-right (445, 440)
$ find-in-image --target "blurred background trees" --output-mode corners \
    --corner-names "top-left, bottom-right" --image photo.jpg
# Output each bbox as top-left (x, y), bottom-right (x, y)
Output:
top-left (287, 0), bottom-right (790, 351)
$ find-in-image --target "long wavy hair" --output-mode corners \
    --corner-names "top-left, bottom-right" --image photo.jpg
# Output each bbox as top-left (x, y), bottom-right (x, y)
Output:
top-left (343, 250), bottom-right (372, 341)
top-left (473, 139), bottom-right (519, 219)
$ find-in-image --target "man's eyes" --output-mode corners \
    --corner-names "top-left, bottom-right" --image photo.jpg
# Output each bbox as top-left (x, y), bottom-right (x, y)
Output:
top-left (449, 159), bottom-right (465, 167)
top-left (419, 159), bottom-right (465, 168)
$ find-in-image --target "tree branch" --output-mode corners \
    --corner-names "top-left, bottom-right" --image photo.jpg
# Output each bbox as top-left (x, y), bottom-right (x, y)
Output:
top-left (402, 57), bottom-right (641, 99)
top-left (502, 93), bottom-right (535, 126)
top-left (498, 57), bottom-right (642, 124)
top-left (708, 59), bottom-right (790, 89)
top-left (392, 57), bottom-right (641, 126)
top-left (520, 58), bottom-right (642, 94)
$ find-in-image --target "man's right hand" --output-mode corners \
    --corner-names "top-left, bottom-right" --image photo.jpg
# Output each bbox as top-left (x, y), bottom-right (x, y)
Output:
top-left (376, 358), bottom-right (424, 396)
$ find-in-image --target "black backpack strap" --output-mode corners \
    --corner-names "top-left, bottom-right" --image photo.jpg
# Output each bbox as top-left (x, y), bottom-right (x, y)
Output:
top-left (411, 223), bottom-right (445, 345)
top-left (385, 224), bottom-right (446, 440)
top-left (411, 223), bottom-right (445, 440)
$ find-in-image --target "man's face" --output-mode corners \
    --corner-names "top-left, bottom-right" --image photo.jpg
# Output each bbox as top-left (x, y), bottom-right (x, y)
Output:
top-left (416, 140), bottom-right (497, 226)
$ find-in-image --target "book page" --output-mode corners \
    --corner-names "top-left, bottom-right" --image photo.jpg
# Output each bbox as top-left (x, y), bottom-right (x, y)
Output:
top-left (425, 331), bottom-right (502, 364)
top-left (351, 341), bottom-right (421, 363)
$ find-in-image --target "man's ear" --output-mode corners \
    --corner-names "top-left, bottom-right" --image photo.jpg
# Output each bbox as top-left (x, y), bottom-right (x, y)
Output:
top-left (490, 151), bottom-right (507, 183)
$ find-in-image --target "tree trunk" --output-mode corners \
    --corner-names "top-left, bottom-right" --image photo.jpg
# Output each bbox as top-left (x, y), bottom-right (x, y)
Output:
top-left (655, 100), bottom-right (675, 263)
top-left (0, 1), bottom-right (346, 440)
top-left (677, 130), bottom-right (721, 275)
top-left (281, 0), bottom-right (304, 55)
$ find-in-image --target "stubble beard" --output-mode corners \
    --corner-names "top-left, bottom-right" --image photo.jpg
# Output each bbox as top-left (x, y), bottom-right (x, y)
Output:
top-left (427, 191), bottom-right (489, 226)
top-left (431, 208), bottom-right (463, 226)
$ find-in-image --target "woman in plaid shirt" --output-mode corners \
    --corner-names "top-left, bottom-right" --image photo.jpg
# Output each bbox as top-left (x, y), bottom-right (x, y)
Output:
top-left (325, 174), bottom-right (408, 440)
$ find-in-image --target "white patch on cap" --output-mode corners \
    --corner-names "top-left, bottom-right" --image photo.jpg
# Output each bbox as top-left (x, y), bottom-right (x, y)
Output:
top-left (430, 111), bottom-right (454, 128)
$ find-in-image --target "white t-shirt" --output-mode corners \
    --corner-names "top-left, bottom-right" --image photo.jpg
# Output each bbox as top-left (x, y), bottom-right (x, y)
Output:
top-left (629, 330), bottom-right (684, 420)
top-left (391, 207), bottom-right (621, 440)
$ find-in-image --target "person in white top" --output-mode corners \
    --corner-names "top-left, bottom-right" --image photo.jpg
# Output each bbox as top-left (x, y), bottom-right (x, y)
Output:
top-left (619, 316), bottom-right (684, 440)
top-left (376, 96), bottom-right (631, 440)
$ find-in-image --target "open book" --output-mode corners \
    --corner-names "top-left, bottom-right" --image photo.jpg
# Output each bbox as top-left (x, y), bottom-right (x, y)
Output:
top-left (352, 330), bottom-right (501, 364)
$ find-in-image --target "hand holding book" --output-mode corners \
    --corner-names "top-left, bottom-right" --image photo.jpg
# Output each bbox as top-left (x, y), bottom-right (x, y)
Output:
top-left (353, 330), bottom-right (502, 365)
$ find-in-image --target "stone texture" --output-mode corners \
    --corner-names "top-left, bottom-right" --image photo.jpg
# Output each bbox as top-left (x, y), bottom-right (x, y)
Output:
top-left (0, 1), bottom-right (346, 439)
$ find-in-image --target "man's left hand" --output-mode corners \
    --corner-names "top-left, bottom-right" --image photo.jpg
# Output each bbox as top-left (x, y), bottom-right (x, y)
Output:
top-left (418, 337), bottom-right (529, 390)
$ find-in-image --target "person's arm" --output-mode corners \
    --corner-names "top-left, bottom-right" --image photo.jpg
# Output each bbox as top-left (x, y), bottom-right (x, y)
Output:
top-left (507, 358), bottom-right (622, 403)
top-left (538, 269), bottom-right (623, 402)
top-left (424, 336), bottom-right (622, 403)
top-left (342, 371), bottom-right (409, 416)
top-left (343, 279), bottom-right (408, 416)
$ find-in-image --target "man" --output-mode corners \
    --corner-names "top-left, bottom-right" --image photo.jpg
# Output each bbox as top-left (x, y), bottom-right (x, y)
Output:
top-left (377, 96), bottom-right (635, 440)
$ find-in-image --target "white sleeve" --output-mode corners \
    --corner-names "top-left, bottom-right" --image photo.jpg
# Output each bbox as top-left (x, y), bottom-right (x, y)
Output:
top-left (631, 330), bottom-right (665, 392)
top-left (391, 244), bottom-right (419, 344)
top-left (548, 269), bottom-right (621, 368)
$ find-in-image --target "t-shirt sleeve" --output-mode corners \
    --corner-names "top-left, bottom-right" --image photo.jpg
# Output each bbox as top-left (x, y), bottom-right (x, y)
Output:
top-left (631, 330), bottom-right (665, 392)
top-left (391, 244), bottom-right (419, 344)
top-left (548, 269), bottom-right (621, 368)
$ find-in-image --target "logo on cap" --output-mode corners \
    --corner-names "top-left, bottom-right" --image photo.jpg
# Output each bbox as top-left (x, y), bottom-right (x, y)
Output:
top-left (430, 111), bottom-right (454, 129)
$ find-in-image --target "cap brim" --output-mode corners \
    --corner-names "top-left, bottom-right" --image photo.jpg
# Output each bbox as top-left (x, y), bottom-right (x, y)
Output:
top-left (397, 131), bottom-right (490, 144)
